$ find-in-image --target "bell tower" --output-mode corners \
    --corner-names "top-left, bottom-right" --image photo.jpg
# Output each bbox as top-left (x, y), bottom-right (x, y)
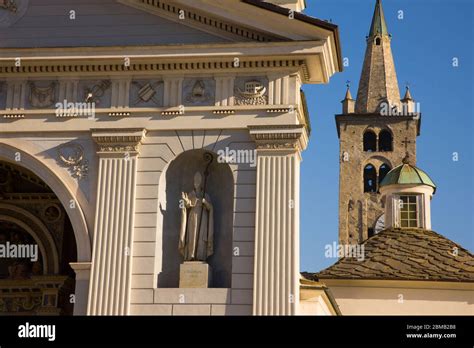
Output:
top-left (336, 0), bottom-right (421, 245)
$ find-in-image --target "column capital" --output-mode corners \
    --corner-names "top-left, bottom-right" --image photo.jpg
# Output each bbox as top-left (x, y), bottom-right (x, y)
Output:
top-left (69, 262), bottom-right (91, 281)
top-left (248, 125), bottom-right (309, 154)
top-left (91, 128), bottom-right (147, 155)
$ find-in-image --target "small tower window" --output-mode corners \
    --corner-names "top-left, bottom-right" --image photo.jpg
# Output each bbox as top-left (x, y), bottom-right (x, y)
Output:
top-left (379, 164), bottom-right (391, 184)
top-left (375, 37), bottom-right (381, 45)
top-left (379, 130), bottom-right (393, 151)
top-left (363, 130), bottom-right (377, 152)
top-left (364, 164), bottom-right (377, 192)
top-left (398, 195), bottom-right (419, 227)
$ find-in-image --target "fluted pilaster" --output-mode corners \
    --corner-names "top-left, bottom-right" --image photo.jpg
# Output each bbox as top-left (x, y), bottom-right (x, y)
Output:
top-left (249, 125), bottom-right (308, 315)
top-left (87, 128), bottom-right (146, 315)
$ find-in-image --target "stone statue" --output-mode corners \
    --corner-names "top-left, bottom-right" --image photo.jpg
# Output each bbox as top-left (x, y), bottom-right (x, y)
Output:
top-left (179, 171), bottom-right (214, 261)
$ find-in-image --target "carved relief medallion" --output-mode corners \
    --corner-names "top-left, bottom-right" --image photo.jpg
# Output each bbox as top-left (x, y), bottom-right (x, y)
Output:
top-left (57, 143), bottom-right (89, 180)
top-left (235, 78), bottom-right (268, 106)
top-left (78, 80), bottom-right (112, 107)
top-left (130, 80), bottom-right (163, 107)
top-left (27, 81), bottom-right (57, 109)
top-left (183, 78), bottom-right (215, 106)
top-left (0, 0), bottom-right (28, 27)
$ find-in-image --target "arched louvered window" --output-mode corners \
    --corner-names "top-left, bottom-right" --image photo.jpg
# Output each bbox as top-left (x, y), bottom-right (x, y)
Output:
top-left (379, 129), bottom-right (393, 151)
top-left (363, 130), bottom-right (377, 152)
top-left (364, 164), bottom-right (377, 193)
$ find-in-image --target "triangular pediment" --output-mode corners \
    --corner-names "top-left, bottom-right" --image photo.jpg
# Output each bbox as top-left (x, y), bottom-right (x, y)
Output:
top-left (0, 0), bottom-right (234, 48)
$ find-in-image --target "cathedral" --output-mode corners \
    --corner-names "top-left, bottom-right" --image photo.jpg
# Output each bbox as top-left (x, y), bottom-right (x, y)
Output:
top-left (0, 0), bottom-right (471, 317)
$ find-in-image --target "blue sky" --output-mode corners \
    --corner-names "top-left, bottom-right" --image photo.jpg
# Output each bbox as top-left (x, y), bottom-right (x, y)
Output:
top-left (300, 0), bottom-right (474, 272)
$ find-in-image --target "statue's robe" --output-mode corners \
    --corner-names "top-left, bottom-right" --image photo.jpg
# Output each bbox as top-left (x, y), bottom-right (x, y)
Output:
top-left (179, 190), bottom-right (214, 261)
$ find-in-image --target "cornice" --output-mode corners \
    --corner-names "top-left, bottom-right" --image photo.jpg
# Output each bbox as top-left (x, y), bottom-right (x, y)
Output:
top-left (248, 124), bottom-right (308, 153)
top-left (91, 128), bottom-right (147, 155)
top-left (118, 0), bottom-right (283, 43)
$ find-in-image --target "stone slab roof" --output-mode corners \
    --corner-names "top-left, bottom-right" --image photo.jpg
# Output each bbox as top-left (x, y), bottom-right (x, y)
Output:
top-left (314, 228), bottom-right (474, 282)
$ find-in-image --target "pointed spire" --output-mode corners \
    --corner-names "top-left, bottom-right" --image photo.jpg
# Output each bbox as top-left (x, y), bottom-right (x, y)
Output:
top-left (402, 85), bottom-right (413, 101)
top-left (344, 81), bottom-right (354, 100)
top-left (369, 0), bottom-right (389, 37)
top-left (355, 0), bottom-right (401, 114)
top-left (342, 82), bottom-right (355, 114)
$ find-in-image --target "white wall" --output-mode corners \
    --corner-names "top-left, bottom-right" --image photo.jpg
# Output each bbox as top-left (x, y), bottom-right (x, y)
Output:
top-left (326, 281), bottom-right (474, 315)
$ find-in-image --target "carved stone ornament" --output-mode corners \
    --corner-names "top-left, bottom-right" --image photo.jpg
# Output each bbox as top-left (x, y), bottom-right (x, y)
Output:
top-left (57, 143), bottom-right (89, 179)
top-left (249, 125), bottom-right (308, 152)
top-left (184, 80), bottom-right (212, 105)
top-left (42, 203), bottom-right (62, 224)
top-left (28, 81), bottom-right (57, 108)
top-left (0, 0), bottom-right (28, 28)
top-left (83, 80), bottom-right (111, 105)
top-left (235, 80), bottom-right (268, 106)
top-left (131, 80), bottom-right (163, 106)
top-left (92, 129), bottom-right (147, 155)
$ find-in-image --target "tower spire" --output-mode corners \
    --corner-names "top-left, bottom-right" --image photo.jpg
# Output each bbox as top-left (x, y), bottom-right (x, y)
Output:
top-left (355, 0), bottom-right (401, 114)
top-left (369, 0), bottom-right (389, 37)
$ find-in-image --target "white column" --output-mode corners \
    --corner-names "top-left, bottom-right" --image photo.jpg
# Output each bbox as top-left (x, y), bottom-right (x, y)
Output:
top-left (87, 129), bottom-right (146, 315)
top-left (249, 125), bottom-right (308, 315)
top-left (70, 262), bottom-right (91, 315)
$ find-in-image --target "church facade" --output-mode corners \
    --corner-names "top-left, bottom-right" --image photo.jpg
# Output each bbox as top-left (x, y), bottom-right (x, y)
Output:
top-left (0, 0), bottom-right (342, 315)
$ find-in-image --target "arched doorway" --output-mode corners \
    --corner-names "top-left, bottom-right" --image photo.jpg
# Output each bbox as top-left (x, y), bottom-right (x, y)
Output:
top-left (0, 160), bottom-right (77, 315)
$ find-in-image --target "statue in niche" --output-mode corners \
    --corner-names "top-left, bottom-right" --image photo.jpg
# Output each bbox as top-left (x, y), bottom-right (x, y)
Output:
top-left (179, 171), bottom-right (214, 261)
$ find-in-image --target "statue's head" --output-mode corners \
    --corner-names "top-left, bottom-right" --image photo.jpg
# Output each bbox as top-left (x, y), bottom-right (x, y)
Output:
top-left (193, 172), bottom-right (203, 191)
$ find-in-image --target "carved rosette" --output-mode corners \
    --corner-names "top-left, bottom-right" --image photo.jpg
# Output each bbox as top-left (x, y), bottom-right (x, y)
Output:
top-left (91, 128), bottom-right (147, 156)
top-left (249, 125), bottom-right (308, 153)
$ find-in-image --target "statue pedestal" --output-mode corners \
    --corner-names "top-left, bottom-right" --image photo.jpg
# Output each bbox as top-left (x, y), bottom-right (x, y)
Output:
top-left (179, 262), bottom-right (211, 288)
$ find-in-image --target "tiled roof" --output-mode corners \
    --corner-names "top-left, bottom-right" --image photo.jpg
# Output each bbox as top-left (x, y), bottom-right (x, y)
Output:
top-left (314, 228), bottom-right (474, 282)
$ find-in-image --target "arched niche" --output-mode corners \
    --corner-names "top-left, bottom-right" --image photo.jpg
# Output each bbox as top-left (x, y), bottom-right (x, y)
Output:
top-left (157, 149), bottom-right (234, 288)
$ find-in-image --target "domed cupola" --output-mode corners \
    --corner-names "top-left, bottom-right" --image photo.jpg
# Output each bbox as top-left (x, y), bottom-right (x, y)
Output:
top-left (379, 154), bottom-right (436, 230)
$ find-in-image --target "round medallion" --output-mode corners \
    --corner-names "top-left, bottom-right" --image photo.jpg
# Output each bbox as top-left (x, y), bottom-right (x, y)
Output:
top-left (0, 0), bottom-right (29, 28)
top-left (42, 203), bottom-right (62, 223)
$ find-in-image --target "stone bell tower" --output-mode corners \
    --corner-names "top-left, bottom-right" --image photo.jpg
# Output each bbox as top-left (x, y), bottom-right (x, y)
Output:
top-left (336, 0), bottom-right (421, 245)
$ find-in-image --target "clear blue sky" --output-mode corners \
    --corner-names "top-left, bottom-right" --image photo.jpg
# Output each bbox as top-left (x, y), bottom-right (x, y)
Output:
top-left (300, 0), bottom-right (474, 272)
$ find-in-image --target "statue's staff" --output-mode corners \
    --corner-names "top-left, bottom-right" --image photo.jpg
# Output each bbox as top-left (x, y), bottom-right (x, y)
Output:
top-left (195, 152), bottom-right (214, 260)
